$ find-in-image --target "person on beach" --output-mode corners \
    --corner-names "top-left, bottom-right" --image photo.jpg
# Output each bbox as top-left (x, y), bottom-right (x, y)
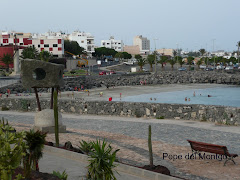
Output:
top-left (188, 98), bottom-right (190, 101)
top-left (193, 91), bottom-right (195, 97)
top-left (185, 97), bottom-right (187, 101)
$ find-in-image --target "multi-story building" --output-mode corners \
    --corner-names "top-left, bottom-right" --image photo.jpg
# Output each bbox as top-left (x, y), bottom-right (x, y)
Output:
top-left (133, 35), bottom-right (150, 55)
top-left (123, 45), bottom-right (140, 55)
top-left (156, 49), bottom-right (174, 57)
top-left (0, 31), bottom-right (64, 57)
top-left (101, 36), bottom-right (123, 51)
top-left (68, 31), bottom-right (95, 55)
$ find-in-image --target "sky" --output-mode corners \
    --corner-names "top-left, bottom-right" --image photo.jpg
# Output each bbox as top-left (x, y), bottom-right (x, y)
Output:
top-left (1, 0), bottom-right (240, 52)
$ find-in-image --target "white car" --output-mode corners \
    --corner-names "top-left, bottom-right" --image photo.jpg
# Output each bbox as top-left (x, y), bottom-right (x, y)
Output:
top-left (200, 65), bottom-right (206, 69)
top-left (216, 65), bottom-right (224, 70)
top-left (225, 66), bottom-right (233, 70)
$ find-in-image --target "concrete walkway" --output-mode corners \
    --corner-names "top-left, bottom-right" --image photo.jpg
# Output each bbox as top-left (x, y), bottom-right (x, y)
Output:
top-left (39, 150), bottom-right (148, 180)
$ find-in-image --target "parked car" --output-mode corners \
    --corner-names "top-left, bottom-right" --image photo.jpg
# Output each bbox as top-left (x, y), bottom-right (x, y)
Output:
top-left (216, 65), bottom-right (224, 70)
top-left (200, 65), bottom-right (206, 69)
top-left (225, 66), bottom-right (233, 70)
top-left (178, 67), bottom-right (186, 71)
top-left (99, 71), bottom-right (107, 75)
top-left (110, 70), bottom-right (116, 74)
top-left (233, 64), bottom-right (239, 69)
top-left (142, 68), bottom-right (149, 72)
top-left (205, 67), bottom-right (214, 71)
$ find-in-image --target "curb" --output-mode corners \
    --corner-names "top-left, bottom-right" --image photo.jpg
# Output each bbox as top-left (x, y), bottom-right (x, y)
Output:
top-left (43, 145), bottom-right (180, 180)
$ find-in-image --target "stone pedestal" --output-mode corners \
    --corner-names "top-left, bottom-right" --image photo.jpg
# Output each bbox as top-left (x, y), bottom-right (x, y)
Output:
top-left (34, 109), bottom-right (66, 133)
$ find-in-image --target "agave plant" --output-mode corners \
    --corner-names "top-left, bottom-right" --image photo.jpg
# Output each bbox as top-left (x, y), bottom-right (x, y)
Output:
top-left (78, 140), bottom-right (93, 155)
top-left (87, 139), bottom-right (119, 180)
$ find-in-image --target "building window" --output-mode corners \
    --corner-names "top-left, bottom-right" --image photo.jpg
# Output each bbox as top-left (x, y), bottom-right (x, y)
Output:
top-left (32, 45), bottom-right (35, 48)
top-left (40, 40), bottom-right (44, 44)
top-left (38, 44), bottom-right (40, 48)
top-left (49, 48), bottom-right (53, 51)
top-left (103, 43), bottom-right (105, 45)
top-left (58, 47), bottom-right (62, 51)
top-left (58, 39), bottom-right (62, 44)
top-left (107, 43), bottom-right (109, 45)
top-left (53, 44), bottom-right (58, 47)
top-left (20, 43), bottom-right (23, 45)
top-left (81, 41), bottom-right (84, 43)
top-left (44, 44), bottom-right (49, 47)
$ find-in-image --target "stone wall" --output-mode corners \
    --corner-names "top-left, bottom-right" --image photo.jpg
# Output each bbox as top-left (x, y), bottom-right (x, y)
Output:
top-left (1, 71), bottom-right (240, 93)
top-left (0, 98), bottom-right (239, 125)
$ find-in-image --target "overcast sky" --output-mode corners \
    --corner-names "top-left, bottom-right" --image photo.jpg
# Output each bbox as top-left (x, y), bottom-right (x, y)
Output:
top-left (1, 0), bottom-right (239, 51)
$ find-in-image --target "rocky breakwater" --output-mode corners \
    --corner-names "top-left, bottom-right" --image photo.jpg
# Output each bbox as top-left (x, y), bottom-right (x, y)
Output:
top-left (1, 71), bottom-right (240, 93)
top-left (0, 98), bottom-right (239, 125)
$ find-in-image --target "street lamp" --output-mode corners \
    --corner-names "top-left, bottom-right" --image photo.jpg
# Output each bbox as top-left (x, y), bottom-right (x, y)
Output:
top-left (153, 39), bottom-right (158, 75)
top-left (212, 39), bottom-right (216, 69)
top-left (176, 43), bottom-right (179, 68)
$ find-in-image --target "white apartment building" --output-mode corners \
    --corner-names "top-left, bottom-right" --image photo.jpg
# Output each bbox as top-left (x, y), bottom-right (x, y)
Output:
top-left (68, 31), bottom-right (95, 55)
top-left (101, 36), bottom-right (123, 51)
top-left (0, 31), bottom-right (64, 57)
top-left (133, 35), bottom-right (150, 55)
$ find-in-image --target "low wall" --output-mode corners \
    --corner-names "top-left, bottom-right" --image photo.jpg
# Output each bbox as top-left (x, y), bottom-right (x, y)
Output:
top-left (0, 98), bottom-right (239, 125)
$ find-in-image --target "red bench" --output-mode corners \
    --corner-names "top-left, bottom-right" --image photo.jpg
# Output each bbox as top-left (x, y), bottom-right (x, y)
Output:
top-left (187, 140), bottom-right (238, 166)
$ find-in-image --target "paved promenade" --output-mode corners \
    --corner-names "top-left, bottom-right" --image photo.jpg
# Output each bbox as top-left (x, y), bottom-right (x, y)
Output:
top-left (1, 111), bottom-right (239, 180)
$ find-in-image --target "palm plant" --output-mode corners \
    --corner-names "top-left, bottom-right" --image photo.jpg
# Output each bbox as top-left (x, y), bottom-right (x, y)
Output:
top-left (196, 59), bottom-right (203, 69)
top-left (135, 54), bottom-right (142, 60)
top-left (39, 50), bottom-right (52, 62)
top-left (173, 50), bottom-right (177, 58)
top-left (187, 56), bottom-right (194, 70)
top-left (137, 58), bottom-right (146, 71)
top-left (87, 140), bottom-right (119, 180)
top-left (23, 129), bottom-right (47, 177)
top-left (159, 56), bottom-right (168, 69)
top-left (1, 53), bottom-right (13, 72)
top-left (168, 59), bottom-right (176, 70)
top-left (21, 46), bottom-right (39, 59)
top-left (147, 54), bottom-right (155, 72)
top-left (176, 56), bottom-right (184, 67)
top-left (237, 41), bottom-right (240, 64)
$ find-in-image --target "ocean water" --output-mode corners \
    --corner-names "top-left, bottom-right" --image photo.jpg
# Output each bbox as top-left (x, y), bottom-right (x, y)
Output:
top-left (113, 86), bottom-right (240, 107)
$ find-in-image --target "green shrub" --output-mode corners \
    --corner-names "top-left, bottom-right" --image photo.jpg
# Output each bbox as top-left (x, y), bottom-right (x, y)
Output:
top-left (21, 100), bottom-right (28, 111)
top-left (0, 121), bottom-right (26, 180)
top-left (156, 116), bottom-right (164, 119)
top-left (201, 115), bottom-right (207, 122)
top-left (53, 170), bottom-right (68, 180)
top-left (87, 139), bottom-right (120, 180)
top-left (1, 106), bottom-right (9, 111)
top-left (135, 110), bottom-right (141, 118)
top-left (78, 140), bottom-right (93, 155)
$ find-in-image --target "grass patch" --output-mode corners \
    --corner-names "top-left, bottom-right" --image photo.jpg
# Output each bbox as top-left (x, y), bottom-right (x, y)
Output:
top-left (156, 116), bottom-right (164, 119)
top-left (64, 69), bottom-right (86, 76)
